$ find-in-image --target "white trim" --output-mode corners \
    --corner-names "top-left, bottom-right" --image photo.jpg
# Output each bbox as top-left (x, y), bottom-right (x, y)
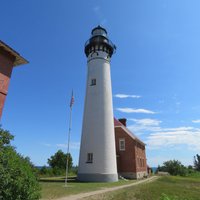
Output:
top-left (119, 138), bottom-right (125, 151)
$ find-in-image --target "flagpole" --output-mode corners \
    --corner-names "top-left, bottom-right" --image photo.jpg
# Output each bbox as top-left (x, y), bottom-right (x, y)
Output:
top-left (65, 93), bottom-right (73, 187)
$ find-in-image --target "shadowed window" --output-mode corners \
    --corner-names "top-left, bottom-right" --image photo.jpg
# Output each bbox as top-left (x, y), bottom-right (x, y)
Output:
top-left (91, 78), bottom-right (96, 86)
top-left (87, 153), bottom-right (93, 163)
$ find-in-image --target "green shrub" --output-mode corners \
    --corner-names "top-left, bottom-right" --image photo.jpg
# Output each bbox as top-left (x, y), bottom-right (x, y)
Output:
top-left (0, 128), bottom-right (40, 200)
top-left (157, 160), bottom-right (187, 176)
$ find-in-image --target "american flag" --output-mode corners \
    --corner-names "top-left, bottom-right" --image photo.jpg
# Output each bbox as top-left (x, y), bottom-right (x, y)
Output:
top-left (70, 90), bottom-right (74, 108)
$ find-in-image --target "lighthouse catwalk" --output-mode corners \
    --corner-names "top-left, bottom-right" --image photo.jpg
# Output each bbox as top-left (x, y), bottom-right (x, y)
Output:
top-left (78, 26), bottom-right (118, 182)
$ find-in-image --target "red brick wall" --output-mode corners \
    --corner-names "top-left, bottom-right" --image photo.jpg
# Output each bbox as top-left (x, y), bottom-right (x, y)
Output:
top-left (0, 48), bottom-right (15, 118)
top-left (115, 127), bottom-right (136, 172)
top-left (135, 142), bottom-right (147, 172)
top-left (115, 127), bottom-right (147, 174)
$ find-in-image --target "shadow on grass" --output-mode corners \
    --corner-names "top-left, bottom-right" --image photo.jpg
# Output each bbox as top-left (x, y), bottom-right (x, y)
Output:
top-left (39, 176), bottom-right (78, 183)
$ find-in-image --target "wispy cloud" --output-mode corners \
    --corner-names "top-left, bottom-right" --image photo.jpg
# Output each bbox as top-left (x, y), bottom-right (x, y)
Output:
top-left (162, 127), bottom-right (194, 132)
top-left (127, 118), bottom-right (161, 134)
top-left (116, 108), bottom-right (156, 114)
top-left (127, 117), bottom-right (198, 152)
top-left (56, 142), bottom-right (80, 150)
top-left (41, 143), bottom-right (52, 147)
top-left (129, 118), bottom-right (162, 126)
top-left (114, 94), bottom-right (141, 99)
top-left (128, 125), bottom-right (161, 134)
top-left (145, 127), bottom-right (200, 151)
top-left (192, 119), bottom-right (200, 123)
top-left (92, 5), bottom-right (107, 25)
top-left (41, 142), bottom-right (80, 150)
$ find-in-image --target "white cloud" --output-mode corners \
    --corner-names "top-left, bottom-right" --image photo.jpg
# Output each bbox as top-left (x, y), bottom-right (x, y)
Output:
top-left (114, 94), bottom-right (141, 99)
top-left (116, 108), bottom-right (156, 114)
top-left (127, 117), bottom-right (200, 152)
top-left (192, 119), bottom-right (200, 123)
top-left (129, 118), bottom-right (162, 126)
top-left (42, 142), bottom-right (80, 150)
top-left (41, 143), bottom-right (52, 147)
top-left (56, 144), bottom-right (67, 148)
top-left (127, 118), bottom-right (161, 134)
top-left (162, 127), bottom-right (194, 132)
top-left (145, 127), bottom-right (200, 151)
top-left (56, 142), bottom-right (80, 150)
top-left (128, 125), bottom-right (161, 135)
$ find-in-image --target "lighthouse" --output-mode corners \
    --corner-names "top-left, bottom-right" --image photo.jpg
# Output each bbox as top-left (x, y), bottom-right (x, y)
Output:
top-left (78, 26), bottom-right (118, 182)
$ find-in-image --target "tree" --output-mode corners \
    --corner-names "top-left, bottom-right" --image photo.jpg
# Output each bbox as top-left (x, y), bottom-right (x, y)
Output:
top-left (39, 166), bottom-right (53, 177)
top-left (157, 160), bottom-right (187, 176)
top-left (47, 150), bottom-right (73, 175)
top-left (0, 128), bottom-right (14, 147)
top-left (194, 154), bottom-right (200, 171)
top-left (0, 128), bottom-right (40, 200)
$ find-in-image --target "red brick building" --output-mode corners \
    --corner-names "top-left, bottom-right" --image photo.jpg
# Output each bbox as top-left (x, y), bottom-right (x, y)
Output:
top-left (114, 118), bottom-right (147, 179)
top-left (0, 40), bottom-right (28, 119)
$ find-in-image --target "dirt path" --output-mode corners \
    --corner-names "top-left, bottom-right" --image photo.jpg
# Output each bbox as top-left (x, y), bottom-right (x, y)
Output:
top-left (55, 176), bottom-right (159, 200)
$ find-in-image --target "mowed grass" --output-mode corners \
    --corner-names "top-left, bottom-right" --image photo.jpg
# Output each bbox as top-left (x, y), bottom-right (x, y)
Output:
top-left (85, 176), bottom-right (200, 200)
top-left (40, 176), bottom-right (136, 199)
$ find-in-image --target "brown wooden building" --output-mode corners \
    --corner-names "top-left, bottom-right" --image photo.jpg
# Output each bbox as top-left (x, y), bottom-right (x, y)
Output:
top-left (0, 41), bottom-right (28, 119)
top-left (114, 118), bottom-right (147, 179)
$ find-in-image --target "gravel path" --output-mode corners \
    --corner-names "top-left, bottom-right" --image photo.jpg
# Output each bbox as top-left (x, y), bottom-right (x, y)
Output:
top-left (55, 176), bottom-right (159, 200)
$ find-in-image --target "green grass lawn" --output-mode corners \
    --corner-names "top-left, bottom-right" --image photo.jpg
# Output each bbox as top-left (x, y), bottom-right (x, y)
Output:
top-left (40, 176), bottom-right (136, 199)
top-left (85, 176), bottom-right (200, 200)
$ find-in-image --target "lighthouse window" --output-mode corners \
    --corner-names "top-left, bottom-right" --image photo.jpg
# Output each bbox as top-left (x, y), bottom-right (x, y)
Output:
top-left (87, 153), bottom-right (93, 163)
top-left (119, 138), bottom-right (125, 151)
top-left (91, 79), bottom-right (96, 86)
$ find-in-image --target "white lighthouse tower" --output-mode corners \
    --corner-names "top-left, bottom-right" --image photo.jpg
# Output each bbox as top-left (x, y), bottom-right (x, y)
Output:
top-left (78, 26), bottom-right (118, 182)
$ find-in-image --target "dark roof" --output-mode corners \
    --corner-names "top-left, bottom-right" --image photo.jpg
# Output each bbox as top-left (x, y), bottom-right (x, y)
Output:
top-left (114, 118), bottom-right (146, 146)
top-left (91, 25), bottom-right (107, 35)
top-left (0, 40), bottom-right (28, 67)
top-left (114, 118), bottom-right (123, 126)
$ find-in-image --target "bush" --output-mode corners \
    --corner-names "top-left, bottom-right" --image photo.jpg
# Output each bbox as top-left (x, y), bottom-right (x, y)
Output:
top-left (70, 166), bottom-right (78, 176)
top-left (0, 128), bottom-right (40, 200)
top-left (157, 160), bottom-right (187, 176)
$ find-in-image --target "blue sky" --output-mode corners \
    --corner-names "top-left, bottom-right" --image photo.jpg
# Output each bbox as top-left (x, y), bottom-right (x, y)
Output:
top-left (1, 0), bottom-right (200, 167)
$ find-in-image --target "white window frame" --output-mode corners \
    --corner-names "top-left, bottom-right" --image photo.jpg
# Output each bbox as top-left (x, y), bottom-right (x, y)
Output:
top-left (119, 138), bottom-right (125, 151)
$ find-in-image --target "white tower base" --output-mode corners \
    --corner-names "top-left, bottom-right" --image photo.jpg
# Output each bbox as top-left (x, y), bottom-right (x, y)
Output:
top-left (78, 173), bottom-right (118, 182)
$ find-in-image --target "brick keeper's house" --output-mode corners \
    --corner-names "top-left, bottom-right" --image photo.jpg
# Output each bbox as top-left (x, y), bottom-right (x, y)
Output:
top-left (114, 118), bottom-right (147, 179)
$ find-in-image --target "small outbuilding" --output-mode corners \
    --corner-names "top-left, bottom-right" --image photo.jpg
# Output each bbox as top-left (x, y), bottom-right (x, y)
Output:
top-left (114, 118), bottom-right (147, 179)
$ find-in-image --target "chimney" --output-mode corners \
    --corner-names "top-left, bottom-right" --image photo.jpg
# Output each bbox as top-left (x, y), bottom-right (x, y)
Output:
top-left (118, 118), bottom-right (127, 127)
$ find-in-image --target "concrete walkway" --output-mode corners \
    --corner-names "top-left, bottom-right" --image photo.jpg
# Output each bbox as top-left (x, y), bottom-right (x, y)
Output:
top-left (56, 176), bottom-right (159, 200)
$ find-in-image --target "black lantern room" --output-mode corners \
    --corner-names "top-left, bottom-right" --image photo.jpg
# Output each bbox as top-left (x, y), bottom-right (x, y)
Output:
top-left (84, 26), bottom-right (116, 57)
